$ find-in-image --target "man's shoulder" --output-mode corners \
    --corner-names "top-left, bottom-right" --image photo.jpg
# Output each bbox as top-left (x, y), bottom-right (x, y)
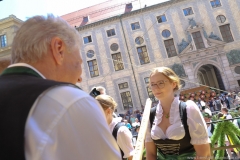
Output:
top-left (42, 85), bottom-right (93, 106)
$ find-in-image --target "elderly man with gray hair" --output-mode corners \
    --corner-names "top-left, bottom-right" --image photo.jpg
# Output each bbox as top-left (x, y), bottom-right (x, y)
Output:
top-left (0, 15), bottom-right (121, 160)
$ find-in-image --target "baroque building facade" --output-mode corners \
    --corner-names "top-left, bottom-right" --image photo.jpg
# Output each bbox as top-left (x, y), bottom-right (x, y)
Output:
top-left (65, 0), bottom-right (240, 113)
top-left (0, 15), bottom-right (23, 70)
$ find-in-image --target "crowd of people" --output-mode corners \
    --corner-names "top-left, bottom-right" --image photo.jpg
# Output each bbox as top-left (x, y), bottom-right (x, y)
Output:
top-left (2, 14), bottom-right (240, 160)
top-left (196, 92), bottom-right (240, 113)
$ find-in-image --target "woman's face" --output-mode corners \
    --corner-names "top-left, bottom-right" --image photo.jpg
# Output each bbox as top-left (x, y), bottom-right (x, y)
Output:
top-left (150, 72), bottom-right (176, 100)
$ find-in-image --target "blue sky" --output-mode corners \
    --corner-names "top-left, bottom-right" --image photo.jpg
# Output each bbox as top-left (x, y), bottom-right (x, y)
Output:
top-left (0, 0), bottom-right (168, 21)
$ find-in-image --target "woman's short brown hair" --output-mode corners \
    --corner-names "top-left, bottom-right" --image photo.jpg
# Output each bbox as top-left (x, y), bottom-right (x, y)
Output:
top-left (150, 67), bottom-right (181, 91)
top-left (95, 95), bottom-right (117, 111)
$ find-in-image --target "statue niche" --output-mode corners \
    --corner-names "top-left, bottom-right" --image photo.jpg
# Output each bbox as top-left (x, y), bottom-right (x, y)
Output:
top-left (209, 32), bottom-right (222, 41)
top-left (188, 18), bottom-right (198, 29)
top-left (177, 39), bottom-right (189, 53)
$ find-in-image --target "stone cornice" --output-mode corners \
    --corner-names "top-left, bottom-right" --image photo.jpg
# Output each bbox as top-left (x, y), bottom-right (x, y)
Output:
top-left (76, 0), bottom-right (187, 31)
top-left (0, 15), bottom-right (23, 25)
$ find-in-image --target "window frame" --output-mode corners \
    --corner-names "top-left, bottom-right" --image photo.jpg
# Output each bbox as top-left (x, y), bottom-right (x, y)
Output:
top-left (183, 7), bottom-right (194, 16)
top-left (120, 91), bottom-right (133, 110)
top-left (136, 46), bottom-right (150, 65)
top-left (118, 82), bottom-right (128, 90)
top-left (192, 31), bottom-right (205, 49)
top-left (83, 35), bottom-right (92, 44)
top-left (112, 52), bottom-right (124, 71)
top-left (146, 86), bottom-right (158, 103)
top-left (219, 24), bottom-right (234, 43)
top-left (87, 59), bottom-right (99, 78)
top-left (163, 39), bottom-right (177, 58)
top-left (83, 16), bottom-right (89, 22)
top-left (0, 34), bottom-right (7, 48)
top-left (144, 77), bottom-right (149, 84)
top-left (210, 0), bottom-right (221, 8)
top-left (156, 14), bottom-right (167, 23)
top-left (131, 22), bottom-right (140, 30)
top-left (106, 28), bottom-right (116, 37)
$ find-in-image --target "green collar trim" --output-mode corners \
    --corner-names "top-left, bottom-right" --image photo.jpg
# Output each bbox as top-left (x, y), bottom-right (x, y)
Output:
top-left (1, 66), bottom-right (43, 78)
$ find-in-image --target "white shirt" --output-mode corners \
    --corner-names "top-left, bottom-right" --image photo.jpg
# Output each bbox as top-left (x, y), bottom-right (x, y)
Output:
top-left (225, 113), bottom-right (232, 119)
top-left (109, 117), bottom-right (135, 158)
top-left (132, 122), bottom-right (141, 127)
top-left (145, 97), bottom-right (210, 145)
top-left (207, 123), bottom-right (212, 137)
top-left (9, 63), bottom-right (121, 160)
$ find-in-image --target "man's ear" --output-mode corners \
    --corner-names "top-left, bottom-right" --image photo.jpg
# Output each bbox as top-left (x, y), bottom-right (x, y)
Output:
top-left (50, 37), bottom-right (65, 65)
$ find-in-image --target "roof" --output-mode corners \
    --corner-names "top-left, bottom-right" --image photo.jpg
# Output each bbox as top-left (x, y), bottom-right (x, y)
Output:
top-left (61, 0), bottom-right (139, 27)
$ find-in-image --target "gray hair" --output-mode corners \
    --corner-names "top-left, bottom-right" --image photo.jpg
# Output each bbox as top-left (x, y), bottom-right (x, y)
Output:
top-left (11, 15), bottom-right (81, 63)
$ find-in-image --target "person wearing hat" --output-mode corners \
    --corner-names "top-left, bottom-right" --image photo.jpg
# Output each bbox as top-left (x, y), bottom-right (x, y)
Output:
top-left (203, 110), bottom-right (214, 138)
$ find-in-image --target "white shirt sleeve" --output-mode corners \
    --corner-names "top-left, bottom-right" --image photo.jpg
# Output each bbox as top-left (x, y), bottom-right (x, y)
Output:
top-left (233, 119), bottom-right (239, 128)
top-left (25, 86), bottom-right (121, 160)
top-left (186, 100), bottom-right (211, 145)
top-left (117, 126), bottom-right (135, 158)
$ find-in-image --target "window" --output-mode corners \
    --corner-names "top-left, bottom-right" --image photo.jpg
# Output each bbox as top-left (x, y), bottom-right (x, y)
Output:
top-left (192, 31), bottom-right (205, 49)
top-left (131, 22), bottom-right (140, 30)
top-left (216, 15), bottom-right (226, 23)
top-left (87, 59), bottom-right (99, 77)
top-left (144, 77), bottom-right (149, 84)
top-left (83, 16), bottom-right (89, 22)
top-left (120, 91), bottom-right (133, 109)
top-left (118, 82), bottom-right (128, 89)
top-left (164, 39), bottom-right (177, 58)
top-left (157, 14), bottom-right (167, 23)
top-left (210, 0), bottom-right (221, 8)
top-left (83, 35), bottom-right (92, 44)
top-left (147, 87), bottom-right (158, 103)
top-left (183, 7), bottom-right (194, 16)
top-left (219, 24), bottom-right (234, 43)
top-left (135, 37), bottom-right (144, 45)
top-left (110, 43), bottom-right (119, 51)
top-left (112, 53), bottom-right (124, 71)
top-left (86, 50), bottom-right (94, 58)
top-left (162, 29), bottom-right (171, 38)
top-left (126, 3), bottom-right (133, 9)
top-left (107, 29), bottom-right (116, 37)
top-left (137, 46), bottom-right (150, 65)
top-left (0, 35), bottom-right (7, 48)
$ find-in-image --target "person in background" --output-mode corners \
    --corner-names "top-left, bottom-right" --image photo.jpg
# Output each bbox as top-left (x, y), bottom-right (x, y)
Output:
top-left (208, 98), bottom-right (215, 112)
top-left (124, 119), bottom-right (132, 130)
top-left (213, 97), bottom-right (222, 111)
top-left (0, 15), bottom-right (121, 160)
top-left (234, 92), bottom-right (240, 107)
top-left (202, 110), bottom-right (214, 138)
top-left (96, 86), bottom-right (106, 95)
top-left (132, 118), bottom-right (141, 128)
top-left (130, 115), bottom-right (135, 125)
top-left (221, 108), bottom-right (232, 119)
top-left (96, 95), bottom-right (134, 160)
top-left (145, 67), bottom-right (210, 160)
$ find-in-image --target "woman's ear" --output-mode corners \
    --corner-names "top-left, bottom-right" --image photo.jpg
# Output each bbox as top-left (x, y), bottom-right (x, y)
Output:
top-left (172, 81), bottom-right (177, 90)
